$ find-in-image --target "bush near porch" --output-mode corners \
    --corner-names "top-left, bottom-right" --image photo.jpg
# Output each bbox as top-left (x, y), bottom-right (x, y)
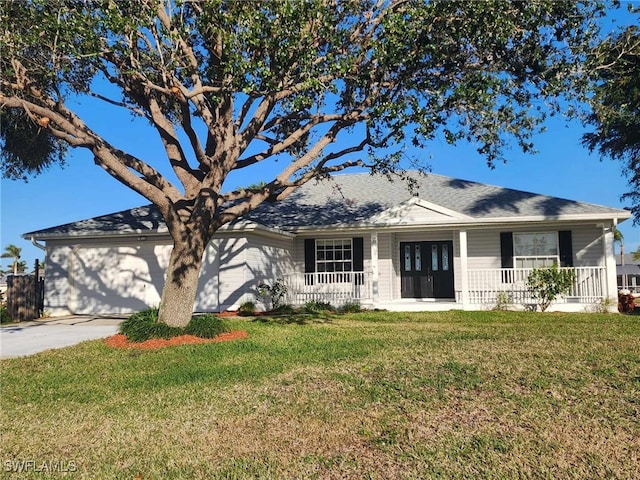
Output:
top-left (1, 311), bottom-right (638, 479)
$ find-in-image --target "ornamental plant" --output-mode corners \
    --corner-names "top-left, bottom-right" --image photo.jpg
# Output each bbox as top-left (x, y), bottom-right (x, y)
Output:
top-left (258, 279), bottom-right (288, 311)
top-left (526, 265), bottom-right (577, 312)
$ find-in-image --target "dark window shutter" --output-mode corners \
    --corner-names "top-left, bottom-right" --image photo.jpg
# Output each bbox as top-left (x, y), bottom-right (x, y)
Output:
top-left (353, 237), bottom-right (364, 271)
top-left (304, 239), bottom-right (315, 286)
top-left (500, 232), bottom-right (514, 268)
top-left (558, 231), bottom-right (573, 267)
top-left (304, 239), bottom-right (315, 273)
top-left (500, 232), bottom-right (515, 283)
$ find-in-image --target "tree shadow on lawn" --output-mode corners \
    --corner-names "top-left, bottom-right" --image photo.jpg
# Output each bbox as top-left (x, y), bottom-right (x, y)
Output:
top-left (251, 311), bottom-right (336, 325)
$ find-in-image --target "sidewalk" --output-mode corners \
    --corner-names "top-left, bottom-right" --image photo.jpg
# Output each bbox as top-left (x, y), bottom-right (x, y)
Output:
top-left (0, 316), bottom-right (124, 359)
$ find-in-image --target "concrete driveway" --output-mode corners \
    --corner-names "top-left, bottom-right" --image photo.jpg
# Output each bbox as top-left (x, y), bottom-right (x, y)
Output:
top-left (0, 316), bottom-right (124, 359)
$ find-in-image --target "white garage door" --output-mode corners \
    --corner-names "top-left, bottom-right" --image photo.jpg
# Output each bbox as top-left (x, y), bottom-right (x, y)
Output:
top-left (69, 243), bottom-right (170, 315)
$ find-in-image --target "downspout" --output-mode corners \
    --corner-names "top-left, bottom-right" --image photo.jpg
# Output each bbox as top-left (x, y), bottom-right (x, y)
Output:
top-left (30, 236), bottom-right (46, 252)
top-left (30, 236), bottom-right (46, 274)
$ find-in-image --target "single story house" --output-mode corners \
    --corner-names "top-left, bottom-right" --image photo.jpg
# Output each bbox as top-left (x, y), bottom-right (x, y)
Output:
top-left (617, 253), bottom-right (640, 291)
top-left (24, 172), bottom-right (630, 315)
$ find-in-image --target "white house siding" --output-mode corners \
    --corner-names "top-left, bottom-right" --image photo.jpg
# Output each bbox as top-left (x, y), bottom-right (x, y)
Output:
top-left (572, 224), bottom-right (608, 266)
top-left (466, 230), bottom-right (503, 270)
top-left (43, 242), bottom-right (73, 316)
top-left (194, 233), bottom-right (294, 312)
top-left (42, 232), bottom-right (293, 316)
top-left (194, 239), bottom-right (222, 312)
top-left (244, 234), bottom-right (294, 310)
top-left (376, 232), bottom-right (394, 303)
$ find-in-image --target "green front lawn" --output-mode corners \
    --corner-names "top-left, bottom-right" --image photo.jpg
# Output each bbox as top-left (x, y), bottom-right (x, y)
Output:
top-left (1, 311), bottom-right (639, 479)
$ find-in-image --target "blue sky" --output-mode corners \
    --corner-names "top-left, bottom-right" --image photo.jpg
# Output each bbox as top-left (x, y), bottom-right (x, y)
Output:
top-left (1, 4), bottom-right (639, 271)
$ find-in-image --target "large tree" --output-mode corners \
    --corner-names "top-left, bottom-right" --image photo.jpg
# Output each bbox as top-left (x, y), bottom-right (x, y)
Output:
top-left (582, 21), bottom-right (640, 219)
top-left (1, 0), bottom-right (611, 327)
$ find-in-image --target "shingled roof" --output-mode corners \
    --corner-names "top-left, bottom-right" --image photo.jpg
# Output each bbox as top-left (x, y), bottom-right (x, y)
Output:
top-left (24, 172), bottom-right (630, 238)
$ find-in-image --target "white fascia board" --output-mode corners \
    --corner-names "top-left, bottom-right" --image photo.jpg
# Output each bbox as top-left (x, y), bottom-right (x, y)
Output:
top-left (218, 221), bottom-right (295, 239)
top-left (21, 230), bottom-right (171, 242)
top-left (25, 220), bottom-right (294, 242)
top-left (288, 212), bottom-right (631, 234)
top-left (411, 198), bottom-right (475, 219)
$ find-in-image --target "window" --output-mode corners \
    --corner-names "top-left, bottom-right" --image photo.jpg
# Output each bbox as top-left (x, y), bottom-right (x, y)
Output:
top-left (316, 239), bottom-right (353, 273)
top-left (513, 232), bottom-right (559, 268)
top-left (304, 237), bottom-right (363, 285)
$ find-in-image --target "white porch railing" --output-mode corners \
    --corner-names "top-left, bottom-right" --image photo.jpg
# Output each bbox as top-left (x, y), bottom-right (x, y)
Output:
top-left (282, 267), bottom-right (607, 308)
top-left (284, 272), bottom-right (371, 306)
top-left (466, 267), bottom-right (606, 305)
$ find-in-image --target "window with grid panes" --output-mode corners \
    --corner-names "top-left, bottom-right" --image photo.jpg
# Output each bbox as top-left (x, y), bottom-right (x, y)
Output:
top-left (513, 232), bottom-right (559, 268)
top-left (316, 239), bottom-right (353, 273)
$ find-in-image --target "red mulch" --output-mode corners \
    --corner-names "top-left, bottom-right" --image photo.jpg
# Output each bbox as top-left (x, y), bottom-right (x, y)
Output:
top-left (105, 330), bottom-right (248, 350)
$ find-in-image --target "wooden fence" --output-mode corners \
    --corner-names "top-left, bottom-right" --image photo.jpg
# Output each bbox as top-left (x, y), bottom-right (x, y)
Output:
top-left (5, 261), bottom-right (45, 322)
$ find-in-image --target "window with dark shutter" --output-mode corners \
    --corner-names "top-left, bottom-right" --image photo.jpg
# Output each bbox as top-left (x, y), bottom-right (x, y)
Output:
top-left (500, 232), bottom-right (514, 283)
top-left (353, 237), bottom-right (364, 285)
top-left (305, 237), bottom-right (364, 284)
top-left (304, 239), bottom-right (316, 273)
top-left (558, 231), bottom-right (573, 267)
top-left (500, 232), bottom-right (514, 268)
top-left (304, 239), bottom-right (315, 285)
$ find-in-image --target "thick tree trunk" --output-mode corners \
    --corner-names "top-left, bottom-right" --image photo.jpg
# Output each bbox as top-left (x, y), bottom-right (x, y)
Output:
top-left (157, 237), bottom-right (207, 328)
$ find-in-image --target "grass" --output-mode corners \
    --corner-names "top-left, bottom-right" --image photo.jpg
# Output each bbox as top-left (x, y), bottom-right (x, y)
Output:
top-left (1, 310), bottom-right (639, 479)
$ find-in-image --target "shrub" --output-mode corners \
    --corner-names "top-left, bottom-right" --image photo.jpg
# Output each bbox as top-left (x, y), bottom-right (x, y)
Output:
top-left (119, 308), bottom-right (183, 342)
top-left (184, 314), bottom-right (228, 339)
top-left (302, 300), bottom-right (334, 314)
top-left (526, 265), bottom-right (576, 312)
top-left (120, 309), bottom-right (229, 342)
top-left (238, 301), bottom-right (257, 316)
top-left (0, 305), bottom-right (13, 324)
top-left (340, 301), bottom-right (362, 313)
top-left (258, 279), bottom-right (288, 310)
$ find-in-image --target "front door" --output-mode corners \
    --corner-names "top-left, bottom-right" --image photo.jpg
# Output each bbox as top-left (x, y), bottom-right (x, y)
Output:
top-left (400, 241), bottom-right (454, 299)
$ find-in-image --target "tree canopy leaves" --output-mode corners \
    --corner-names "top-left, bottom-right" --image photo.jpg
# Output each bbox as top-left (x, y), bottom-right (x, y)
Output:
top-left (583, 21), bottom-right (640, 220)
top-left (2, 1), bottom-right (611, 217)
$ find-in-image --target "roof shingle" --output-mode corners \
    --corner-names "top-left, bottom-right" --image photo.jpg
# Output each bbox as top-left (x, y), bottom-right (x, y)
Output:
top-left (24, 172), bottom-right (629, 238)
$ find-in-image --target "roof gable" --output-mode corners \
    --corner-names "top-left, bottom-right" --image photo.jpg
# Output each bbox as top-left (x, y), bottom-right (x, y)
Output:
top-left (369, 197), bottom-right (473, 225)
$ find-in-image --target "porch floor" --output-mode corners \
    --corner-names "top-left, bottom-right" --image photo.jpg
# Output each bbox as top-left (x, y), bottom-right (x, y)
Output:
top-left (373, 298), bottom-right (460, 312)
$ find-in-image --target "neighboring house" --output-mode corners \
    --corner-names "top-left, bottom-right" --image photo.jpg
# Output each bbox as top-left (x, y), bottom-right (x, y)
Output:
top-left (617, 253), bottom-right (640, 291)
top-left (23, 172), bottom-right (630, 315)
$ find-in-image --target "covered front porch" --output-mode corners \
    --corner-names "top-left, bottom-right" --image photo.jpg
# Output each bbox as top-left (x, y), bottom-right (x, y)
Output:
top-left (284, 266), bottom-right (610, 311)
top-left (282, 228), bottom-right (618, 312)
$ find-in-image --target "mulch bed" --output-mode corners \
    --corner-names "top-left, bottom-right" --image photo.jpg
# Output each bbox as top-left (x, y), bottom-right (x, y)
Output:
top-left (105, 330), bottom-right (248, 350)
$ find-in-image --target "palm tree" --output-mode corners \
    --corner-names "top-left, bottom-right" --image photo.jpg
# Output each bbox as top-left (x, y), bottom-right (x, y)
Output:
top-left (613, 227), bottom-right (624, 264)
top-left (613, 227), bottom-right (627, 289)
top-left (1, 244), bottom-right (22, 275)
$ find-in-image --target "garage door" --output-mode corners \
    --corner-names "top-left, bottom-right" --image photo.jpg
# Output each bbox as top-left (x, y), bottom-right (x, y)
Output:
top-left (69, 243), bottom-right (170, 314)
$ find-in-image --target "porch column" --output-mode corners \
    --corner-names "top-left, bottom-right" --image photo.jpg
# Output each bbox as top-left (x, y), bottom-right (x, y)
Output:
top-left (458, 229), bottom-right (470, 308)
top-left (370, 232), bottom-right (379, 307)
top-left (602, 224), bottom-right (616, 302)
